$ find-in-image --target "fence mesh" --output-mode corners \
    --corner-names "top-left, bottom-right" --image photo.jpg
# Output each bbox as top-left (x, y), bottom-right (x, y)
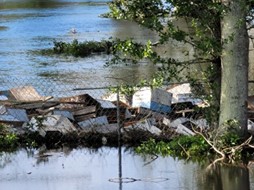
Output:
top-left (0, 75), bottom-right (252, 146)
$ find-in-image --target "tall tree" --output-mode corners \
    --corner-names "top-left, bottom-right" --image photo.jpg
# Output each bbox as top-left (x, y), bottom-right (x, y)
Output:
top-left (219, 0), bottom-right (249, 137)
top-left (107, 0), bottom-right (251, 138)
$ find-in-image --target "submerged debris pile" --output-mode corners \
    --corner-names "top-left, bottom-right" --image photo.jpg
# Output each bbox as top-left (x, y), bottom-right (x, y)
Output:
top-left (0, 84), bottom-right (213, 145)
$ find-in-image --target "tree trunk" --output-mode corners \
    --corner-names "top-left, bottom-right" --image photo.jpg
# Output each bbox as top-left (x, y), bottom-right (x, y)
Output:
top-left (219, 0), bottom-right (249, 136)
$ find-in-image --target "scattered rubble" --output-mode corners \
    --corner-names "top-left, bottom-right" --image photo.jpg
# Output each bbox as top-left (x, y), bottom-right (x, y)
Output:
top-left (0, 106), bottom-right (29, 124)
top-left (25, 115), bottom-right (77, 137)
top-left (4, 84), bottom-right (254, 142)
top-left (123, 118), bottom-right (162, 136)
top-left (0, 85), bottom-right (204, 139)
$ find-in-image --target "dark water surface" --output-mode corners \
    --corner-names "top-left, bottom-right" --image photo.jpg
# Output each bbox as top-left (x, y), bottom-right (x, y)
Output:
top-left (0, 147), bottom-right (254, 190)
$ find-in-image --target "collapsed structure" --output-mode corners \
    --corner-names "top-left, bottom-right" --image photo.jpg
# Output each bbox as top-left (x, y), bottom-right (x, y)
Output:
top-left (0, 84), bottom-right (217, 139)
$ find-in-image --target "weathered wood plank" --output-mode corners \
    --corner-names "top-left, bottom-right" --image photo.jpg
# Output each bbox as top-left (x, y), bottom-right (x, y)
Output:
top-left (8, 102), bottom-right (59, 110)
top-left (73, 106), bottom-right (97, 116)
top-left (74, 113), bottom-right (97, 122)
top-left (8, 86), bottom-right (52, 101)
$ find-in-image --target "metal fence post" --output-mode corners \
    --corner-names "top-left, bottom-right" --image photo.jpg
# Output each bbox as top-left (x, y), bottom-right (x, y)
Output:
top-left (116, 86), bottom-right (122, 186)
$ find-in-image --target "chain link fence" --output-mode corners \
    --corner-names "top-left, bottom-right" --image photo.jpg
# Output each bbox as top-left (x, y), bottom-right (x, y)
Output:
top-left (1, 75), bottom-right (248, 147)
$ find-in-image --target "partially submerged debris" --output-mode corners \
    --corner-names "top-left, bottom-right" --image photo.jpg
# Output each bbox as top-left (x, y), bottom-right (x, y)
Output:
top-left (163, 117), bottom-right (189, 128)
top-left (0, 84), bottom-right (213, 143)
top-left (78, 116), bottom-right (109, 129)
top-left (56, 94), bottom-right (99, 122)
top-left (175, 124), bottom-right (195, 136)
top-left (96, 99), bottom-right (127, 123)
top-left (0, 106), bottom-right (29, 124)
top-left (163, 117), bottom-right (193, 136)
top-left (123, 118), bottom-right (162, 136)
top-left (163, 117), bottom-right (209, 136)
top-left (25, 115), bottom-right (77, 137)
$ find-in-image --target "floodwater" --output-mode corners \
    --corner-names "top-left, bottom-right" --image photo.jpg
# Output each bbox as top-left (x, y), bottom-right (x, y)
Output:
top-left (0, 0), bottom-right (159, 93)
top-left (1, 146), bottom-right (254, 190)
top-left (0, 0), bottom-right (193, 97)
top-left (1, 1), bottom-right (254, 189)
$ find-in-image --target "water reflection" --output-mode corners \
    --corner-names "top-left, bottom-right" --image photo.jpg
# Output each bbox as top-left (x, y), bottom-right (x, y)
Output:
top-left (200, 163), bottom-right (250, 190)
top-left (0, 146), bottom-right (254, 190)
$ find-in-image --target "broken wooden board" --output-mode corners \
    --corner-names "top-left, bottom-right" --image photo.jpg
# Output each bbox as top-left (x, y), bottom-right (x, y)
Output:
top-left (163, 117), bottom-right (193, 136)
top-left (74, 113), bottom-right (97, 122)
top-left (58, 94), bottom-right (99, 107)
top-left (123, 118), bottom-right (161, 136)
top-left (137, 107), bottom-right (167, 121)
top-left (6, 102), bottom-right (58, 118)
top-left (79, 123), bottom-right (118, 134)
top-left (95, 124), bottom-right (118, 134)
top-left (96, 99), bottom-right (127, 123)
top-left (53, 110), bottom-right (74, 121)
top-left (78, 116), bottom-right (118, 134)
top-left (176, 124), bottom-right (195, 136)
top-left (72, 106), bottom-right (97, 116)
top-left (7, 86), bottom-right (52, 102)
top-left (72, 106), bottom-right (97, 122)
top-left (10, 102), bottom-right (59, 110)
top-left (0, 105), bottom-right (29, 125)
top-left (163, 117), bottom-right (189, 128)
top-left (56, 94), bottom-right (99, 122)
top-left (190, 118), bottom-right (209, 129)
top-left (25, 115), bottom-right (77, 137)
top-left (102, 93), bottom-right (132, 106)
top-left (78, 116), bottom-right (109, 129)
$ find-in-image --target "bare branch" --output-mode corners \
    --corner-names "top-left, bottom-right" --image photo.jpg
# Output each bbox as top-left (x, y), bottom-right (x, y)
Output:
top-left (193, 128), bottom-right (225, 159)
top-left (178, 142), bottom-right (190, 159)
top-left (223, 135), bottom-right (253, 154)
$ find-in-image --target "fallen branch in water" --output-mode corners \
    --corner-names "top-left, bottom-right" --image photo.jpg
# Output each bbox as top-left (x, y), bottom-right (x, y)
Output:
top-left (193, 128), bottom-right (225, 161)
top-left (193, 125), bottom-right (254, 165)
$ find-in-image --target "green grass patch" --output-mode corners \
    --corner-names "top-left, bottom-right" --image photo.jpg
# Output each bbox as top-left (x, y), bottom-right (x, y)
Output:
top-left (41, 39), bottom-right (113, 57)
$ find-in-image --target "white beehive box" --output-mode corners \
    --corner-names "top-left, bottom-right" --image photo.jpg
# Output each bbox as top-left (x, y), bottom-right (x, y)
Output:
top-left (132, 87), bottom-right (172, 113)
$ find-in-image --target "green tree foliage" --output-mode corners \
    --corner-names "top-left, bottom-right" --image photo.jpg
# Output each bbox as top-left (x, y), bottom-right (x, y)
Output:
top-left (106, 0), bottom-right (226, 125)
top-left (107, 0), bottom-right (252, 128)
top-left (108, 0), bottom-right (253, 160)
